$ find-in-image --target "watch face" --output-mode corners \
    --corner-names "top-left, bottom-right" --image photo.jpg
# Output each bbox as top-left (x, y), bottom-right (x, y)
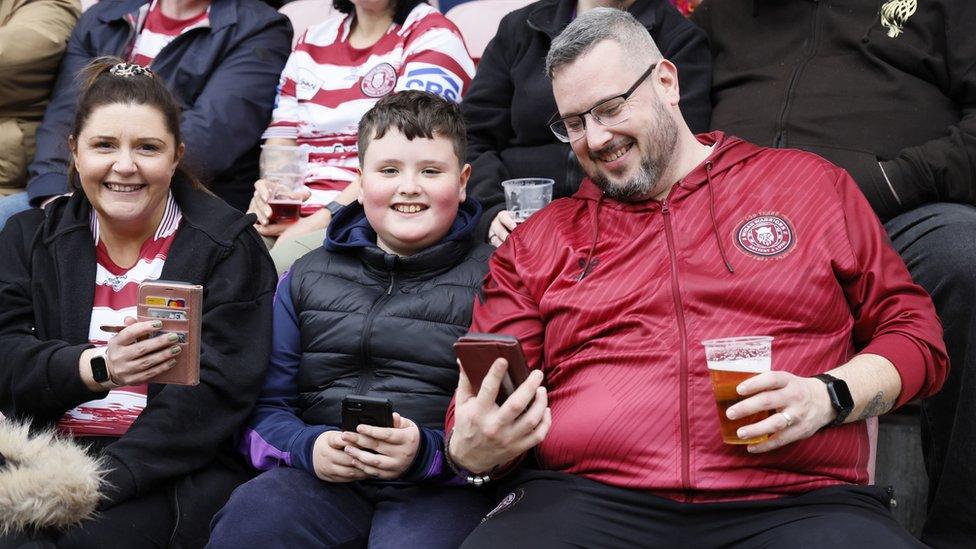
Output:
top-left (91, 355), bottom-right (110, 383)
top-left (832, 378), bottom-right (855, 408)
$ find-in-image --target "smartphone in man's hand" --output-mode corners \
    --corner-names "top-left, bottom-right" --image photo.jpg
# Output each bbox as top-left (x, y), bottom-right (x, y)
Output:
top-left (454, 333), bottom-right (531, 405)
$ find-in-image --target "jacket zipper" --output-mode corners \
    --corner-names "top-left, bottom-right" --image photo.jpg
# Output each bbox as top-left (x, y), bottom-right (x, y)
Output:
top-left (773, 0), bottom-right (821, 148)
top-left (355, 265), bottom-right (397, 394)
top-left (661, 199), bottom-right (691, 498)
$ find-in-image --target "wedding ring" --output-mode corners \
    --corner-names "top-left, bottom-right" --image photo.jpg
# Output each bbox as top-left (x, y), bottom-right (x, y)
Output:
top-left (489, 233), bottom-right (501, 243)
top-left (780, 411), bottom-right (794, 429)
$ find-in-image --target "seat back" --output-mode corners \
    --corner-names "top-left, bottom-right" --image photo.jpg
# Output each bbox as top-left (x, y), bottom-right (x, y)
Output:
top-left (445, 0), bottom-right (534, 61)
top-left (279, 0), bottom-right (340, 46)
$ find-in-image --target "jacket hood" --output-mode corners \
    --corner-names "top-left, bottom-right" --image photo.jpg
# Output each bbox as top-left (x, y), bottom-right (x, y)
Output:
top-left (569, 131), bottom-right (765, 278)
top-left (326, 196), bottom-right (482, 252)
top-left (41, 175), bottom-right (255, 248)
top-left (572, 131), bottom-right (765, 206)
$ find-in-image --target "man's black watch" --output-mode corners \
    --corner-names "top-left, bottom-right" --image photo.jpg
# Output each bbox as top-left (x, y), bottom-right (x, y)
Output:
top-left (814, 373), bottom-right (854, 427)
top-left (90, 353), bottom-right (111, 384)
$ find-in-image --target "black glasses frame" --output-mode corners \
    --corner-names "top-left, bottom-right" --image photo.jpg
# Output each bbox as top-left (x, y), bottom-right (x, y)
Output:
top-left (548, 62), bottom-right (659, 143)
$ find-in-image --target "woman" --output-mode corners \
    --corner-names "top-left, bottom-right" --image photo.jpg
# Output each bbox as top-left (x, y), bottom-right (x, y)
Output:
top-left (462, 0), bottom-right (712, 245)
top-left (248, 0), bottom-right (475, 272)
top-left (0, 58), bottom-right (276, 548)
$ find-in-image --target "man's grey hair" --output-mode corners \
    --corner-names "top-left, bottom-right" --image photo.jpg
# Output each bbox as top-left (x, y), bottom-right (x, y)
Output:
top-left (545, 8), bottom-right (663, 78)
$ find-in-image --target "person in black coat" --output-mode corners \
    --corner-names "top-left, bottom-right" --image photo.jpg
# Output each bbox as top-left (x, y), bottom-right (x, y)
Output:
top-left (463, 0), bottom-right (712, 245)
top-left (0, 58), bottom-right (276, 548)
top-left (209, 91), bottom-right (495, 548)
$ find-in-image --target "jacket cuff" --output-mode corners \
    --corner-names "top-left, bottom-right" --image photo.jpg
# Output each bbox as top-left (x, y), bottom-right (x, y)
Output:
top-left (399, 426), bottom-right (442, 483)
top-left (292, 425), bottom-right (334, 474)
top-left (26, 172), bottom-right (69, 206)
top-left (879, 159), bottom-right (924, 214)
top-left (51, 345), bottom-right (108, 408)
top-left (859, 332), bottom-right (929, 408)
top-left (98, 454), bottom-right (138, 510)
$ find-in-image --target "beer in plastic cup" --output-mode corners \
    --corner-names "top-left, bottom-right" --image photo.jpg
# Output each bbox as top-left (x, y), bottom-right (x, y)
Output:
top-left (502, 178), bottom-right (554, 221)
top-left (260, 145), bottom-right (308, 224)
top-left (702, 336), bottom-right (773, 445)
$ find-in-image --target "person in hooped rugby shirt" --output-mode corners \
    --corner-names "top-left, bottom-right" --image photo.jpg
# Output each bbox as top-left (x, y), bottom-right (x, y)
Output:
top-left (0, 58), bottom-right (276, 547)
top-left (247, 0), bottom-right (475, 274)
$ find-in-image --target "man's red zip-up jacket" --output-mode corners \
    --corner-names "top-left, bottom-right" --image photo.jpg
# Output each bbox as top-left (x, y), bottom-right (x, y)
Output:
top-left (449, 132), bottom-right (948, 502)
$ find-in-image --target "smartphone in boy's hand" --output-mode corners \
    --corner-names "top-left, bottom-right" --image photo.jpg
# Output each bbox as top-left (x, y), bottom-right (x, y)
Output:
top-left (341, 395), bottom-right (394, 431)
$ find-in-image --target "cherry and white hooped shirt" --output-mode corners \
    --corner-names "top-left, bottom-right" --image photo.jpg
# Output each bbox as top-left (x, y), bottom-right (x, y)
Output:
top-left (57, 193), bottom-right (182, 438)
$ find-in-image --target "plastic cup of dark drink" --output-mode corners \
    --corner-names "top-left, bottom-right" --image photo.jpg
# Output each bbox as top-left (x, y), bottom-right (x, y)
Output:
top-left (702, 336), bottom-right (773, 445)
top-left (260, 145), bottom-right (308, 224)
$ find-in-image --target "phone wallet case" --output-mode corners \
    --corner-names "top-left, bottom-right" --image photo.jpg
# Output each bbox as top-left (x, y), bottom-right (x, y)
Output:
top-left (135, 280), bottom-right (203, 385)
top-left (453, 333), bottom-right (530, 403)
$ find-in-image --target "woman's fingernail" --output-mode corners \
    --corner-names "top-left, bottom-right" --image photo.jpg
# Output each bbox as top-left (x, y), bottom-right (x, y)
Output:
top-left (153, 321), bottom-right (163, 328)
top-left (168, 333), bottom-right (179, 342)
top-left (171, 346), bottom-right (182, 354)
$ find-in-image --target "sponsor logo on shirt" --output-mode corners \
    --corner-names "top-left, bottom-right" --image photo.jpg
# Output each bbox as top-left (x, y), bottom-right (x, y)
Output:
top-left (403, 67), bottom-right (460, 102)
top-left (735, 213), bottom-right (796, 259)
top-left (361, 62), bottom-right (398, 97)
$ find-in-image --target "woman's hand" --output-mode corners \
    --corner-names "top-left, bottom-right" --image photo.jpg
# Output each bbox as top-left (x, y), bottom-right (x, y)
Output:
top-left (104, 318), bottom-right (182, 386)
top-left (248, 178), bottom-right (311, 237)
top-left (312, 430), bottom-right (369, 483)
top-left (341, 413), bottom-right (421, 479)
top-left (488, 210), bottom-right (518, 247)
top-left (276, 207), bottom-right (331, 243)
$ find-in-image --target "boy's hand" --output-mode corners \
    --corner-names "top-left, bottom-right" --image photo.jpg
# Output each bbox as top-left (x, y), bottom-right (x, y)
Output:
top-left (311, 431), bottom-right (369, 483)
top-left (341, 413), bottom-right (421, 479)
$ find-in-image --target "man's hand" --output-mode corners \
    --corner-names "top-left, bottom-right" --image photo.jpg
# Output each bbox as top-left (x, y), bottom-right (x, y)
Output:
top-left (488, 210), bottom-right (518, 247)
top-left (311, 431), bottom-right (369, 483)
top-left (341, 413), bottom-right (421, 480)
top-left (726, 371), bottom-right (835, 453)
top-left (448, 358), bottom-right (551, 473)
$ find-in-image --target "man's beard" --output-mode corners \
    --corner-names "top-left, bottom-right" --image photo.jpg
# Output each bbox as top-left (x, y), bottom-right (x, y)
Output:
top-left (588, 101), bottom-right (678, 203)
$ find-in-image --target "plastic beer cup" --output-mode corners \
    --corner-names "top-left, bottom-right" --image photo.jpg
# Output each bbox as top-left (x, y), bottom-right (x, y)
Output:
top-left (702, 336), bottom-right (774, 445)
top-left (502, 178), bottom-right (554, 221)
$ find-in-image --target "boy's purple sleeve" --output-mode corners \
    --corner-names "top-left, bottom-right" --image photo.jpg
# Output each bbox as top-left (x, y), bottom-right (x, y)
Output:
top-left (399, 426), bottom-right (465, 485)
top-left (238, 273), bottom-right (335, 474)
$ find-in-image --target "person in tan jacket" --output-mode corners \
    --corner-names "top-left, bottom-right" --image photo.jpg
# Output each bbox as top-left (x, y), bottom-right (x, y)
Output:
top-left (0, 0), bottom-right (79, 227)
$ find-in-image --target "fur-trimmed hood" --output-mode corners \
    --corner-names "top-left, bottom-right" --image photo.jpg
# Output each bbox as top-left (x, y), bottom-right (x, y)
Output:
top-left (0, 421), bottom-right (104, 534)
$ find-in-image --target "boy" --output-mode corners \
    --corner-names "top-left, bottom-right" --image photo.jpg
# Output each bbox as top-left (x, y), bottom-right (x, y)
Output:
top-left (207, 90), bottom-right (494, 548)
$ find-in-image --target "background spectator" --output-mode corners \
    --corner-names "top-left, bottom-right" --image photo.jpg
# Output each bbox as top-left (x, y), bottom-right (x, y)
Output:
top-left (462, 0), bottom-right (711, 245)
top-left (0, 0), bottom-right (291, 222)
top-left (0, 0), bottom-right (79, 228)
top-left (693, 1), bottom-right (976, 545)
top-left (250, 0), bottom-right (475, 272)
top-left (0, 58), bottom-right (276, 547)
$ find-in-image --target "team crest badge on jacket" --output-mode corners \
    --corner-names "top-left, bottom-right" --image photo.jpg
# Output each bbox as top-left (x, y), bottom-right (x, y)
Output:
top-left (361, 63), bottom-right (397, 97)
top-left (735, 214), bottom-right (796, 259)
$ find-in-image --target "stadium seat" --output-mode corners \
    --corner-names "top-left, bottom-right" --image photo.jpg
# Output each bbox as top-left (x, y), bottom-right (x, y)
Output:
top-left (279, 0), bottom-right (340, 46)
top-left (445, 0), bottom-right (534, 60)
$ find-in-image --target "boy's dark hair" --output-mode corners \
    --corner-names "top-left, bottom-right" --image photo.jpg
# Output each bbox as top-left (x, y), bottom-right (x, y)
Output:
top-left (357, 90), bottom-right (466, 165)
top-left (333, 0), bottom-right (427, 26)
top-left (68, 56), bottom-right (202, 191)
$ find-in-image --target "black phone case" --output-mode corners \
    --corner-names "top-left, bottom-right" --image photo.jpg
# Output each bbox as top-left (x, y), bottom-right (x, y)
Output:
top-left (341, 395), bottom-right (394, 431)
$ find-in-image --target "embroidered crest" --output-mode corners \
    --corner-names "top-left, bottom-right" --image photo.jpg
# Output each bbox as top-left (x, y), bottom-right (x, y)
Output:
top-left (361, 63), bottom-right (397, 97)
top-left (881, 0), bottom-right (916, 38)
top-left (482, 488), bottom-right (524, 522)
top-left (735, 214), bottom-right (796, 259)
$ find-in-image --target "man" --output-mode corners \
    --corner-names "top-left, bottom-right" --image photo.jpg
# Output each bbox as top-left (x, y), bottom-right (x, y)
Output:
top-left (445, 8), bottom-right (947, 547)
top-left (692, 2), bottom-right (976, 546)
top-left (0, 0), bottom-right (291, 222)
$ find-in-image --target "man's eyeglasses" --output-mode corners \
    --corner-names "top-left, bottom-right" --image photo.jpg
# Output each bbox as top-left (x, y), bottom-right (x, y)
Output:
top-left (548, 63), bottom-right (658, 143)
